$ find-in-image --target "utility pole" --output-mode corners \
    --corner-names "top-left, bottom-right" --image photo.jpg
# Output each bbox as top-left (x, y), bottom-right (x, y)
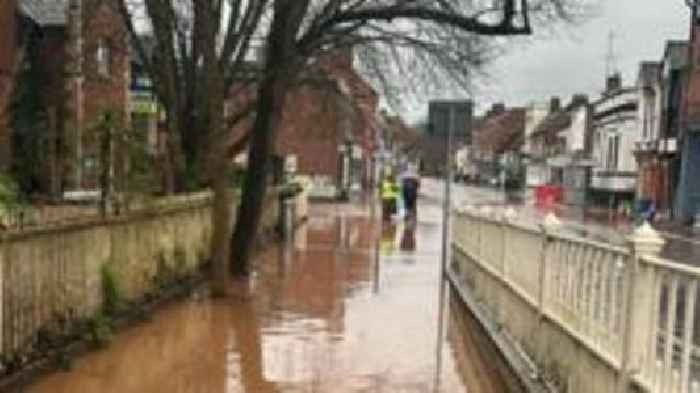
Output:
top-left (440, 106), bottom-right (455, 276)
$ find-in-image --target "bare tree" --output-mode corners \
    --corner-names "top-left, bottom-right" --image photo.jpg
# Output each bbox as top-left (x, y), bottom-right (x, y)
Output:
top-left (115, 0), bottom-right (269, 295)
top-left (116, 0), bottom-right (268, 190)
top-left (115, 0), bottom-right (589, 288)
top-left (229, 0), bottom-right (589, 276)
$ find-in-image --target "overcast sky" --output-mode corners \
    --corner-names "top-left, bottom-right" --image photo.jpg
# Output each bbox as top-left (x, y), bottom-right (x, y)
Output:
top-left (406, 1), bottom-right (691, 123)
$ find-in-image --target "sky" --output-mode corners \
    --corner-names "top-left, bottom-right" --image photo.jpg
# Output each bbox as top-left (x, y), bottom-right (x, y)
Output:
top-left (405, 0), bottom-right (691, 124)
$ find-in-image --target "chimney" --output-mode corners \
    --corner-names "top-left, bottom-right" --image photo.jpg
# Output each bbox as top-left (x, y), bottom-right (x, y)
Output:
top-left (549, 96), bottom-right (561, 113)
top-left (571, 94), bottom-right (588, 107)
top-left (606, 72), bottom-right (622, 93)
top-left (489, 103), bottom-right (506, 116)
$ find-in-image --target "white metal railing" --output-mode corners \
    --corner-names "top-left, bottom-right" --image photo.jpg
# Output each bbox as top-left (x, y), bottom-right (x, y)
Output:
top-left (452, 207), bottom-right (700, 393)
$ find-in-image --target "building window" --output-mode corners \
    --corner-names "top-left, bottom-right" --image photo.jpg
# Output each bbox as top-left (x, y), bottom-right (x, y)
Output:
top-left (607, 135), bottom-right (620, 170)
top-left (84, 155), bottom-right (98, 170)
top-left (642, 101), bottom-right (649, 139)
top-left (96, 40), bottom-right (110, 77)
top-left (650, 99), bottom-right (656, 139)
top-left (643, 94), bottom-right (656, 140)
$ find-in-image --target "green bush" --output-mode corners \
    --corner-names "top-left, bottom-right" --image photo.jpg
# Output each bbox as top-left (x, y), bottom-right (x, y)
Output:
top-left (101, 264), bottom-right (125, 315)
top-left (0, 174), bottom-right (19, 210)
top-left (173, 247), bottom-right (187, 275)
top-left (87, 312), bottom-right (113, 346)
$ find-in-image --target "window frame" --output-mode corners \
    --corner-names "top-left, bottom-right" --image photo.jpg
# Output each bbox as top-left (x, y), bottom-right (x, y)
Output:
top-left (96, 39), bottom-right (111, 77)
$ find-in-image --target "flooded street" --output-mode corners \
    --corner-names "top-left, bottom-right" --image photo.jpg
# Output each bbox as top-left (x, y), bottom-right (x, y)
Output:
top-left (423, 178), bottom-right (700, 266)
top-left (20, 197), bottom-right (509, 393)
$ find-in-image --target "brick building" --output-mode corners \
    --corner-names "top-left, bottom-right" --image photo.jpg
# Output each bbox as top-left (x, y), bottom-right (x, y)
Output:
top-left (675, 9), bottom-right (700, 221)
top-left (471, 104), bottom-right (526, 186)
top-left (4, 0), bottom-right (130, 195)
top-left (0, 0), bottom-right (19, 171)
top-left (225, 50), bottom-right (380, 199)
top-left (274, 51), bottom-right (380, 198)
top-left (633, 57), bottom-right (677, 217)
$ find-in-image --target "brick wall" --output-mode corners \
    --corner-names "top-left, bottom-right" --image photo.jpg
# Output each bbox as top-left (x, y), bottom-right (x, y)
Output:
top-left (275, 51), bottom-right (378, 180)
top-left (80, 0), bottom-right (130, 188)
top-left (82, 0), bottom-right (130, 127)
top-left (228, 51), bottom-right (378, 183)
top-left (0, 0), bottom-right (18, 171)
top-left (275, 86), bottom-right (343, 177)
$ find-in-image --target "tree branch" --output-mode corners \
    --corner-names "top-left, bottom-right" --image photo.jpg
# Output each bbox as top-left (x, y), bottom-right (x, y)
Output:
top-left (322, 3), bottom-right (531, 36)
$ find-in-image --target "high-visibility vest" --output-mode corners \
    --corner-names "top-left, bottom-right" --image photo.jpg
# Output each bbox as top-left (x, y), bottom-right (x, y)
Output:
top-left (381, 180), bottom-right (398, 200)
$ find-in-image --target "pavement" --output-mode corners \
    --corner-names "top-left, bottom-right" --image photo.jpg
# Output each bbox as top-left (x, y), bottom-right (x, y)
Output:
top-left (22, 195), bottom-right (509, 393)
top-left (421, 178), bottom-right (700, 266)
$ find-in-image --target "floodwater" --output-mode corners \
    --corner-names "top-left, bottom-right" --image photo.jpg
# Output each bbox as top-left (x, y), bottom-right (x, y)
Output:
top-left (22, 198), bottom-right (509, 393)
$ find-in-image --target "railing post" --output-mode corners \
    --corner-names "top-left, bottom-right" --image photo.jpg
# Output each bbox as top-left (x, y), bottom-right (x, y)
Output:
top-left (502, 207), bottom-right (518, 279)
top-left (538, 213), bottom-right (561, 316)
top-left (533, 212), bottom-right (561, 371)
top-left (618, 222), bottom-right (665, 393)
top-left (476, 207), bottom-right (490, 260)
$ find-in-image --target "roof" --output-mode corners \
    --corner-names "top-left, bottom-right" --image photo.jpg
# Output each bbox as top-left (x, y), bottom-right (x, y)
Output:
top-left (19, 0), bottom-right (68, 26)
top-left (530, 111), bottom-right (571, 141)
top-left (473, 108), bottom-right (526, 154)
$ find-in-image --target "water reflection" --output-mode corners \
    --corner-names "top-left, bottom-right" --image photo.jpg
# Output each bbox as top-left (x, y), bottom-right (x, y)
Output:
top-left (23, 204), bottom-right (508, 393)
top-left (400, 220), bottom-right (417, 252)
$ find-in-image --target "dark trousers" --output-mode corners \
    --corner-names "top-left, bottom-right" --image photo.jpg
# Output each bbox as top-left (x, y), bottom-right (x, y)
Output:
top-left (382, 198), bottom-right (396, 220)
top-left (403, 190), bottom-right (417, 215)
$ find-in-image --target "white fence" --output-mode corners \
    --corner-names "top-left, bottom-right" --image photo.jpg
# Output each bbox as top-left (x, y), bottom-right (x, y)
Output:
top-left (451, 207), bottom-right (700, 393)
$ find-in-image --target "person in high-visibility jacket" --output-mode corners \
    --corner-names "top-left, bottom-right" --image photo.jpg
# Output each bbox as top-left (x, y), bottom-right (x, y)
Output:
top-left (381, 174), bottom-right (400, 221)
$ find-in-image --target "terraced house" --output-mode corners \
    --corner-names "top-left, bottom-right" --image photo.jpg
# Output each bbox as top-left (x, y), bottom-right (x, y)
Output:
top-left (589, 73), bottom-right (639, 209)
top-left (2, 0), bottom-right (130, 196)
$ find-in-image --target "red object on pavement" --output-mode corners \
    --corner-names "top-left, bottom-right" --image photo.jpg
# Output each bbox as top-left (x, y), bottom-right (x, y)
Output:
top-left (535, 185), bottom-right (563, 206)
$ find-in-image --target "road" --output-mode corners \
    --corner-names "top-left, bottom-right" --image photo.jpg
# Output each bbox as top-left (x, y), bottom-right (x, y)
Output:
top-left (21, 195), bottom-right (511, 393)
top-left (422, 178), bottom-right (700, 265)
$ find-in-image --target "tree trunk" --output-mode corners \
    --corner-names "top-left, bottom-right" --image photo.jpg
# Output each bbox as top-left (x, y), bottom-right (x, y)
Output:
top-left (229, 76), bottom-right (282, 276)
top-left (229, 0), bottom-right (310, 276)
top-left (210, 174), bottom-right (233, 296)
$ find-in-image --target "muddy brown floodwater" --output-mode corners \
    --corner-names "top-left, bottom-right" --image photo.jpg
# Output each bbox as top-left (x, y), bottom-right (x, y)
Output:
top-left (22, 200), bottom-right (510, 393)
